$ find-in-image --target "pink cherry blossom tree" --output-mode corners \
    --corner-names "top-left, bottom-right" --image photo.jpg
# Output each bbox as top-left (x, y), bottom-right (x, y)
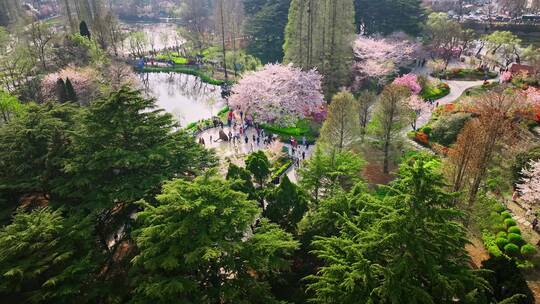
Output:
top-left (229, 63), bottom-right (325, 126)
top-left (393, 73), bottom-right (422, 95)
top-left (405, 95), bottom-right (432, 130)
top-left (500, 71), bottom-right (513, 83)
top-left (524, 87), bottom-right (540, 105)
top-left (353, 34), bottom-right (422, 88)
top-left (41, 66), bottom-right (98, 104)
top-left (517, 159), bottom-right (540, 205)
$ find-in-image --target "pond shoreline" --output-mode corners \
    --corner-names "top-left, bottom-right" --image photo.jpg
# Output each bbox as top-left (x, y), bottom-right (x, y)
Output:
top-left (137, 65), bottom-right (233, 86)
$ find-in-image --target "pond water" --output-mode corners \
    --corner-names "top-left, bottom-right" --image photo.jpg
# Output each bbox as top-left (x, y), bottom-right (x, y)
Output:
top-left (138, 72), bottom-right (225, 127)
top-left (121, 22), bottom-right (182, 53)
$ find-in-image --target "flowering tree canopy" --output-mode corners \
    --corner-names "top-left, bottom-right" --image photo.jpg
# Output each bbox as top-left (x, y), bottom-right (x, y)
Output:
top-left (393, 73), bottom-right (422, 95)
top-left (405, 95), bottom-right (432, 130)
top-left (517, 160), bottom-right (540, 205)
top-left (41, 66), bottom-right (97, 104)
top-left (353, 34), bottom-right (421, 87)
top-left (524, 87), bottom-right (540, 105)
top-left (229, 63), bottom-right (325, 126)
top-left (500, 71), bottom-right (513, 83)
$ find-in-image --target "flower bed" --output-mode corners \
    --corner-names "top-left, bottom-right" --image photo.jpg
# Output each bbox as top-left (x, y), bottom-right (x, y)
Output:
top-left (420, 82), bottom-right (450, 101)
top-left (432, 68), bottom-right (498, 81)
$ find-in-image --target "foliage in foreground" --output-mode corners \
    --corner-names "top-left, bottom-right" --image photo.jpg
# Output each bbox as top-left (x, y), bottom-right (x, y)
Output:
top-left (130, 174), bottom-right (299, 303)
top-left (306, 156), bottom-right (491, 303)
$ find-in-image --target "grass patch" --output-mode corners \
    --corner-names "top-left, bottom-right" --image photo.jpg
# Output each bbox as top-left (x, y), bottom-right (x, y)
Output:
top-left (261, 119), bottom-right (319, 143)
top-left (432, 68), bottom-right (498, 81)
top-left (156, 53), bottom-right (189, 64)
top-left (184, 106), bottom-right (229, 133)
top-left (420, 82), bottom-right (450, 100)
top-left (271, 157), bottom-right (293, 181)
top-left (138, 66), bottom-right (234, 86)
top-left (459, 82), bottom-right (500, 100)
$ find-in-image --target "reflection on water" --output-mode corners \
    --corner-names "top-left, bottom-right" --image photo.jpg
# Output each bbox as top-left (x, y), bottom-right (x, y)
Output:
top-left (138, 72), bottom-right (225, 127)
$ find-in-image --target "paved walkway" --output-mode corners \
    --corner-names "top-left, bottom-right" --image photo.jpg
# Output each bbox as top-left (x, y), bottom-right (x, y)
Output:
top-left (197, 126), bottom-right (314, 179)
top-left (412, 79), bottom-right (486, 131)
top-left (195, 65), bottom-right (496, 184)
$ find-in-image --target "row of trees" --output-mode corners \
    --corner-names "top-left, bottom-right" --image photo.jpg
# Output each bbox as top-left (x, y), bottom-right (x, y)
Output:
top-left (283, 0), bottom-right (355, 95)
top-left (0, 85), bottom-right (446, 303)
top-left (0, 0), bottom-right (22, 26)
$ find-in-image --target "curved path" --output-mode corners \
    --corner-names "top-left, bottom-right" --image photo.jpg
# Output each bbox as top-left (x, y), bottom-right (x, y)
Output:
top-left (414, 79), bottom-right (486, 131)
top-left (195, 78), bottom-right (494, 182)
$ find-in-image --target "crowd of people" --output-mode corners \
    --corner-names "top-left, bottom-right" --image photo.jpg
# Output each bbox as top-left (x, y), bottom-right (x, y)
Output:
top-left (197, 109), bottom-right (312, 170)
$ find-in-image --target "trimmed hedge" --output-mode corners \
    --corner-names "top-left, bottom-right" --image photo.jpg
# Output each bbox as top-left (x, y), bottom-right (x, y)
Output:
top-left (521, 244), bottom-right (536, 257)
top-left (504, 218), bottom-right (517, 229)
top-left (432, 68), bottom-right (498, 81)
top-left (483, 231), bottom-right (504, 258)
top-left (500, 211), bottom-right (512, 219)
top-left (496, 231), bottom-right (507, 238)
top-left (507, 233), bottom-right (524, 246)
top-left (507, 226), bottom-right (521, 235)
top-left (495, 237), bottom-right (509, 250)
top-left (504, 243), bottom-right (520, 256)
top-left (271, 159), bottom-right (293, 182)
top-left (261, 119), bottom-right (319, 144)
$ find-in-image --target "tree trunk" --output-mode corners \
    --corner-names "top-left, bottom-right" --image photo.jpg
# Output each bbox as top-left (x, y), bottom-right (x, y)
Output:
top-left (383, 138), bottom-right (390, 174)
top-left (219, 0), bottom-right (228, 80)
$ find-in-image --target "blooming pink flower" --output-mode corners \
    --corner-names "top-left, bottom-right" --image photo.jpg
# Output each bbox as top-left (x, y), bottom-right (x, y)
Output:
top-left (229, 63), bottom-right (325, 126)
top-left (500, 71), bottom-right (512, 83)
top-left (353, 35), bottom-right (421, 87)
top-left (393, 73), bottom-right (422, 95)
top-left (41, 66), bottom-right (97, 104)
top-left (524, 87), bottom-right (540, 105)
top-left (405, 95), bottom-right (432, 130)
top-left (517, 160), bottom-right (540, 205)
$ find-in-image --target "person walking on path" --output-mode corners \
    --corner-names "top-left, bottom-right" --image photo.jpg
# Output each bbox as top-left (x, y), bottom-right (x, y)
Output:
top-left (526, 208), bottom-right (533, 221)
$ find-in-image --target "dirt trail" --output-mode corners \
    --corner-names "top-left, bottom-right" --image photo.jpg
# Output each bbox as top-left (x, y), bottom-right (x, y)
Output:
top-left (466, 236), bottom-right (490, 268)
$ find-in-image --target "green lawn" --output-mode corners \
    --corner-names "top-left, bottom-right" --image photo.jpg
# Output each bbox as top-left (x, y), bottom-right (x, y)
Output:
top-left (432, 68), bottom-right (498, 81)
top-left (156, 53), bottom-right (189, 65)
top-left (261, 119), bottom-right (319, 143)
top-left (459, 82), bottom-right (500, 100)
top-left (421, 82), bottom-right (450, 100)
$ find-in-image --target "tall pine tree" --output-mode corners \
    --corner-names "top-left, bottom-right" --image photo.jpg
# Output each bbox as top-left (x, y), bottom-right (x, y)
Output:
top-left (354, 0), bottom-right (425, 35)
top-left (283, 0), bottom-right (355, 97)
top-left (56, 78), bottom-right (68, 103)
top-left (307, 155), bottom-right (491, 303)
top-left (79, 20), bottom-right (91, 38)
top-left (65, 77), bottom-right (77, 103)
top-left (244, 0), bottom-right (291, 63)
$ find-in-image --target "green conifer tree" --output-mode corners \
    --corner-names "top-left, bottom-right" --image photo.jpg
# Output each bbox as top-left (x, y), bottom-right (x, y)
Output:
top-left (56, 78), bottom-right (68, 103)
top-left (79, 20), bottom-right (91, 39)
top-left (284, 0), bottom-right (355, 96)
top-left (65, 77), bottom-right (77, 103)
